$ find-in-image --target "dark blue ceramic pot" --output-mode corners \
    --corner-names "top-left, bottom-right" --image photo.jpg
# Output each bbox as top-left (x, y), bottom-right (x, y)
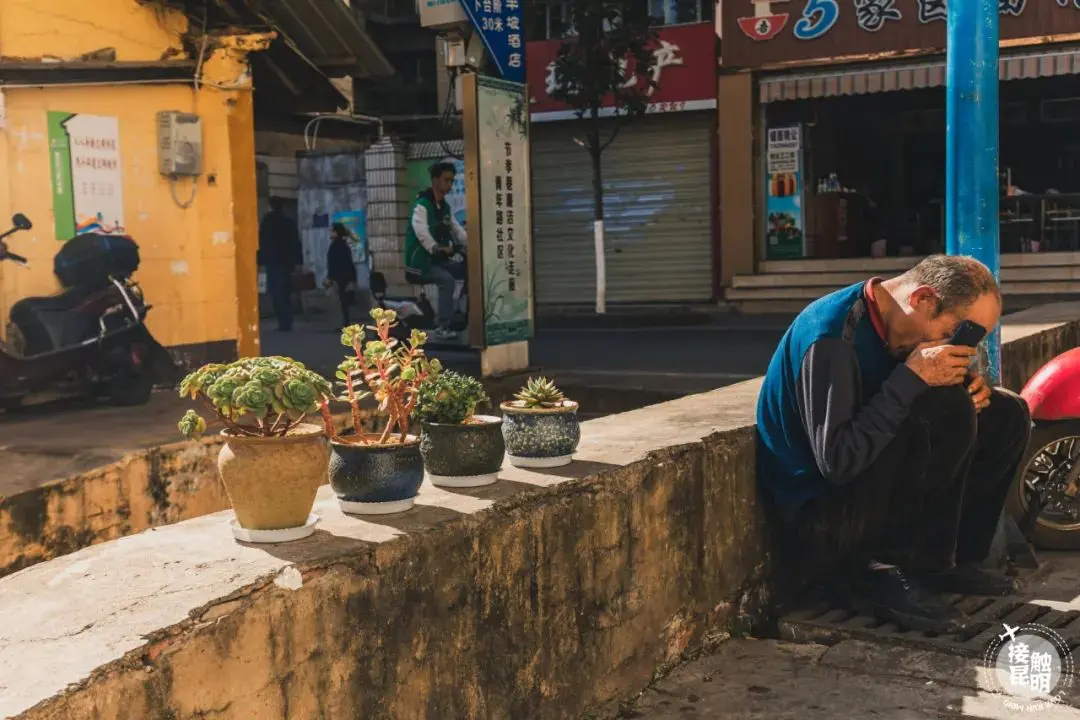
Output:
top-left (329, 434), bottom-right (424, 515)
top-left (420, 415), bottom-right (504, 488)
top-left (500, 401), bottom-right (580, 468)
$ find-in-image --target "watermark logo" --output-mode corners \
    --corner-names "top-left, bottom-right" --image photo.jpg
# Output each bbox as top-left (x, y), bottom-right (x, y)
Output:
top-left (982, 622), bottom-right (1074, 712)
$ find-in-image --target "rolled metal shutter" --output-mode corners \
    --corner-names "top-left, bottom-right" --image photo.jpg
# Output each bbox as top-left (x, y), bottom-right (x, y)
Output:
top-left (531, 112), bottom-right (714, 305)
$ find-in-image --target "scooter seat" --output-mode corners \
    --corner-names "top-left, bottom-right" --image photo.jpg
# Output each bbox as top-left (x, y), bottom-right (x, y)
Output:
top-left (9, 288), bottom-right (98, 356)
top-left (11, 289), bottom-right (89, 315)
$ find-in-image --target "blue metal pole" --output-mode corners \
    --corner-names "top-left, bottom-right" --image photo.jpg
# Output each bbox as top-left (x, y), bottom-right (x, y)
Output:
top-left (946, 0), bottom-right (1001, 381)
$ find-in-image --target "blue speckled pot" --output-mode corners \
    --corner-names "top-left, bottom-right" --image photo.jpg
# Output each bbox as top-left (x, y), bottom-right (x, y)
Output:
top-left (500, 401), bottom-right (581, 468)
top-left (329, 434), bottom-right (424, 515)
top-left (420, 415), bottom-right (505, 487)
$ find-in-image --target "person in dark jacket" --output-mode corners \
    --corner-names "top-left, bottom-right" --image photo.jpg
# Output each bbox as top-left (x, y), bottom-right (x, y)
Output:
top-left (258, 197), bottom-right (302, 331)
top-left (757, 255), bottom-right (1030, 633)
top-left (326, 223), bottom-right (358, 330)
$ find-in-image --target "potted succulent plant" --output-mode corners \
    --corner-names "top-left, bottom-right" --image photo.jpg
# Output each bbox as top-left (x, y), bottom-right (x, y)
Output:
top-left (178, 356), bottom-right (333, 543)
top-left (319, 308), bottom-right (439, 515)
top-left (414, 370), bottom-right (504, 488)
top-left (500, 377), bottom-right (581, 468)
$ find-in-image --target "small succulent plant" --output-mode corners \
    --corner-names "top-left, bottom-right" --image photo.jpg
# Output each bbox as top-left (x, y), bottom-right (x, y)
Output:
top-left (513, 377), bottom-right (567, 409)
top-left (178, 356), bottom-right (332, 440)
top-left (414, 370), bottom-right (489, 425)
top-left (322, 308), bottom-right (441, 445)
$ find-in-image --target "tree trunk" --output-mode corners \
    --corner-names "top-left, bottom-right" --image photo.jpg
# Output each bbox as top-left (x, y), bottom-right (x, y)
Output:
top-left (589, 107), bottom-right (606, 314)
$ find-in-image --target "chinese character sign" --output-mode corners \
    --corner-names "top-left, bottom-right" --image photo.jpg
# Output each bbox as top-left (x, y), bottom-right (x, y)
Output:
top-left (47, 112), bottom-right (125, 240)
top-left (458, 0), bottom-right (525, 84)
top-left (722, 0), bottom-right (1080, 68)
top-left (528, 23), bottom-right (716, 118)
top-left (473, 76), bottom-right (533, 347)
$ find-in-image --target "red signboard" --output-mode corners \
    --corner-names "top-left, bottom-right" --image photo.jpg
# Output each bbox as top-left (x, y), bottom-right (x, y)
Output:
top-left (722, 0), bottom-right (1080, 70)
top-left (526, 22), bottom-right (718, 120)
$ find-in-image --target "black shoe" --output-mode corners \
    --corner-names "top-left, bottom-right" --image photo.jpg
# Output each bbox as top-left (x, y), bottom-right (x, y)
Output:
top-left (913, 563), bottom-right (1016, 597)
top-left (846, 567), bottom-right (969, 633)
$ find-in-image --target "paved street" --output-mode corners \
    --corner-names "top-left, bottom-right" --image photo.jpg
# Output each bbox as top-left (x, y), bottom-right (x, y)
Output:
top-left (261, 313), bottom-right (790, 395)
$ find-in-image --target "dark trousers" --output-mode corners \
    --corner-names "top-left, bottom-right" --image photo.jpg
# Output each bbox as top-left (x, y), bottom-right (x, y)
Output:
top-left (266, 265), bottom-right (293, 331)
top-left (336, 285), bottom-right (354, 327)
top-left (790, 385), bottom-right (1031, 581)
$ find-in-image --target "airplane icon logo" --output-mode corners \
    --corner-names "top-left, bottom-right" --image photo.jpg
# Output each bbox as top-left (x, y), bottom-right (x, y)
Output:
top-left (999, 623), bottom-right (1021, 643)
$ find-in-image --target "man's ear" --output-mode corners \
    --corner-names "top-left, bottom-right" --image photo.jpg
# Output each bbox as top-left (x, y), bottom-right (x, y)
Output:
top-left (908, 285), bottom-right (940, 314)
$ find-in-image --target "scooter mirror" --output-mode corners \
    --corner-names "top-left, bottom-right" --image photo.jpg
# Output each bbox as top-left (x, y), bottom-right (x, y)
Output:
top-left (11, 214), bottom-right (31, 231)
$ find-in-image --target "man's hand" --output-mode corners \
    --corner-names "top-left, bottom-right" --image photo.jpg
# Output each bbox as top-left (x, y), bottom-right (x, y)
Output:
top-left (437, 244), bottom-right (455, 255)
top-left (967, 374), bottom-right (992, 413)
top-left (905, 341), bottom-right (976, 387)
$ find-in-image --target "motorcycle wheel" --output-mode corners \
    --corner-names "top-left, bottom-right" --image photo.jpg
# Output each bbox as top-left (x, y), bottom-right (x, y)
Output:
top-left (1006, 419), bottom-right (1080, 550)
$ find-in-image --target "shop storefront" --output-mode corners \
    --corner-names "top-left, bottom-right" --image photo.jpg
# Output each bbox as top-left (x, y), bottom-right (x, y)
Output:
top-left (525, 22), bottom-right (719, 306)
top-left (718, 0), bottom-right (1080, 305)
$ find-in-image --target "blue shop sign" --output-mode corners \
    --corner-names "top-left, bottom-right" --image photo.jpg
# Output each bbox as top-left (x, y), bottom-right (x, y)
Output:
top-left (457, 0), bottom-right (525, 84)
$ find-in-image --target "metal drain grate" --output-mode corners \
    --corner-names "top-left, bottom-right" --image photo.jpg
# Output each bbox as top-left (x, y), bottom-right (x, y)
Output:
top-left (780, 596), bottom-right (1080, 673)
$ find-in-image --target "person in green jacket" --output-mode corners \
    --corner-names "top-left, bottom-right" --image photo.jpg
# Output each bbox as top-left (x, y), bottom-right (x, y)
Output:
top-left (404, 161), bottom-right (467, 341)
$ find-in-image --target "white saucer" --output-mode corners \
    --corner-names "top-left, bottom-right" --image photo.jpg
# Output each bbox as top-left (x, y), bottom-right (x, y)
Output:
top-left (338, 497), bottom-right (416, 515)
top-left (427, 471), bottom-right (500, 488)
top-left (507, 453), bottom-right (573, 468)
top-left (230, 514), bottom-right (319, 544)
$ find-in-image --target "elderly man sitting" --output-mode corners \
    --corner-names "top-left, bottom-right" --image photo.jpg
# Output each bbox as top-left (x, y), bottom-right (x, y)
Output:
top-left (757, 255), bottom-right (1031, 632)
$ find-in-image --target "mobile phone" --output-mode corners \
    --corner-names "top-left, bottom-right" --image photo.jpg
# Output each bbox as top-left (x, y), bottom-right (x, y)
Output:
top-left (950, 320), bottom-right (987, 348)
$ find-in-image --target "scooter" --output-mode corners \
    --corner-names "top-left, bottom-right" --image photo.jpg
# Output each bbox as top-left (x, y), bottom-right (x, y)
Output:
top-left (0, 213), bottom-right (176, 410)
top-left (1009, 348), bottom-right (1080, 549)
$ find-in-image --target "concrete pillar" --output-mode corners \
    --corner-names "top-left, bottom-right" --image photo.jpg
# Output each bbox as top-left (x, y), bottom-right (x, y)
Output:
top-left (364, 137), bottom-right (410, 296)
top-left (717, 71), bottom-right (756, 288)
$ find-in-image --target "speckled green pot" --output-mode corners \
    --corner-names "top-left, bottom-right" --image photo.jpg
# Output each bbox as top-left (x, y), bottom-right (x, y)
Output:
top-left (499, 401), bottom-right (580, 468)
top-left (420, 415), bottom-right (504, 488)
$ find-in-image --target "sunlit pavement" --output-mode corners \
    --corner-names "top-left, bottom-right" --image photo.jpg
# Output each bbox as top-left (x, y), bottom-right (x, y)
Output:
top-left (631, 553), bottom-right (1080, 719)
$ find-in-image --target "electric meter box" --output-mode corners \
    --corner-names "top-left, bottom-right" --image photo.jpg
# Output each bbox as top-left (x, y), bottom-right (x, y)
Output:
top-left (156, 111), bottom-right (203, 177)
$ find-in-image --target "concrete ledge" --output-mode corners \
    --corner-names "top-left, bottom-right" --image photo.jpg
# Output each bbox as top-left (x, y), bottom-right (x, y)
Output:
top-left (0, 381), bottom-right (682, 579)
top-left (2, 304), bottom-right (1078, 719)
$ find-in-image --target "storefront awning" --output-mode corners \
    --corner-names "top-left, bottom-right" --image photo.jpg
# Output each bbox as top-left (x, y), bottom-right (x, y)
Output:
top-left (760, 46), bottom-right (1080, 104)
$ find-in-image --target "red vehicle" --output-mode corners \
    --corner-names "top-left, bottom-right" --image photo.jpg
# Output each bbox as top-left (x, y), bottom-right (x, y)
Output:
top-left (1013, 349), bottom-right (1080, 549)
top-left (0, 213), bottom-right (175, 410)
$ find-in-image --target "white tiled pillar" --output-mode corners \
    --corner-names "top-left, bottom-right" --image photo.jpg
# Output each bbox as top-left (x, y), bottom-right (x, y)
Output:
top-left (364, 138), bottom-right (411, 296)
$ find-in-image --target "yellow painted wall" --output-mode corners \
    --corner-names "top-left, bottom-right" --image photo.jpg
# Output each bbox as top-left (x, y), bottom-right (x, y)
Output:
top-left (0, 0), bottom-right (261, 358)
top-left (0, 0), bottom-right (188, 62)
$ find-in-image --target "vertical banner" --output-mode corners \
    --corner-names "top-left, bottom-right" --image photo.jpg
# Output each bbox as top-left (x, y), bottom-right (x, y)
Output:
top-left (457, 0), bottom-right (526, 84)
top-left (764, 125), bottom-right (804, 260)
top-left (463, 73), bottom-right (534, 349)
top-left (48, 111), bottom-right (125, 240)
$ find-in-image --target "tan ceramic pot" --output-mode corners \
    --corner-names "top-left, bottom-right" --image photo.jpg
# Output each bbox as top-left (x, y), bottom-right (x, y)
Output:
top-left (217, 423), bottom-right (330, 530)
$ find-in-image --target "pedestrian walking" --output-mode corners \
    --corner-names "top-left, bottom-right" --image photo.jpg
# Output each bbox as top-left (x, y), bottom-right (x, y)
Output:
top-left (258, 197), bottom-right (302, 332)
top-left (326, 222), bottom-right (358, 330)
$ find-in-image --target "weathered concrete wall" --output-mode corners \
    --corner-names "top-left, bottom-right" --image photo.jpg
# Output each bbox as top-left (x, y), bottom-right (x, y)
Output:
top-left (999, 303), bottom-right (1080, 392)
top-left (0, 440), bottom-right (226, 578)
